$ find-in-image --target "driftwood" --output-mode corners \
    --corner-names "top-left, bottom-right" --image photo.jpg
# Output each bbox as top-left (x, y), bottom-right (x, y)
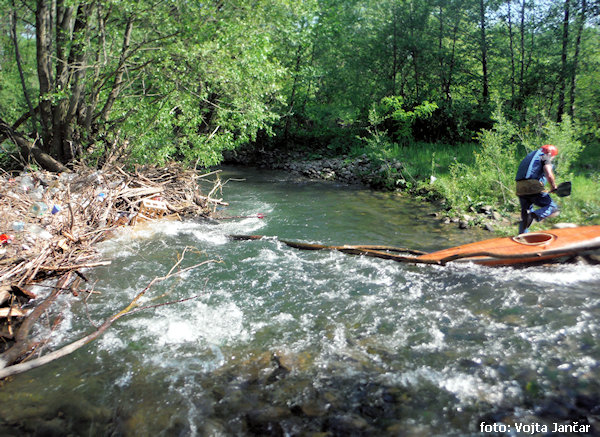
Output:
top-left (228, 235), bottom-right (433, 263)
top-left (0, 164), bottom-right (224, 370)
top-left (0, 249), bottom-right (219, 379)
top-left (0, 273), bottom-right (72, 367)
top-left (230, 235), bottom-right (600, 266)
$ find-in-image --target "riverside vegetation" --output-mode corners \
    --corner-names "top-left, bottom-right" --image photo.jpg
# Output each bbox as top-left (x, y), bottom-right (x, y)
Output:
top-left (2, 0), bottom-right (599, 254)
top-left (226, 107), bottom-right (600, 235)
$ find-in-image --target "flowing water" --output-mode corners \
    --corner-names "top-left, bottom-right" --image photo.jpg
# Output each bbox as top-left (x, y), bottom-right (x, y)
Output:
top-left (1, 166), bottom-right (599, 436)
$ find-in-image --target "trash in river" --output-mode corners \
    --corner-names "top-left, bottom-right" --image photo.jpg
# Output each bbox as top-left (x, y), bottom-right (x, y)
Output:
top-left (29, 201), bottom-right (48, 216)
top-left (0, 163), bottom-right (225, 372)
top-left (0, 234), bottom-right (14, 244)
top-left (131, 198), bottom-right (175, 225)
top-left (31, 186), bottom-right (45, 201)
top-left (18, 175), bottom-right (34, 192)
top-left (27, 224), bottom-right (52, 240)
top-left (12, 221), bottom-right (25, 231)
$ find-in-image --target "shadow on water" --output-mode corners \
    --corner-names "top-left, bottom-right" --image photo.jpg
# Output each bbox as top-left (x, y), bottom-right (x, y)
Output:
top-left (1, 166), bottom-right (599, 436)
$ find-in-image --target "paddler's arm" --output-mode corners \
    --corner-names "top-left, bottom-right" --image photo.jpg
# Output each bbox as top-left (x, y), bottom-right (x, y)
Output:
top-left (543, 164), bottom-right (558, 191)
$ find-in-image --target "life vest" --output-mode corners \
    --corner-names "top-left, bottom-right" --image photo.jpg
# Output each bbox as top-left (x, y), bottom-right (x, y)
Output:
top-left (516, 149), bottom-right (552, 183)
top-left (515, 149), bottom-right (552, 196)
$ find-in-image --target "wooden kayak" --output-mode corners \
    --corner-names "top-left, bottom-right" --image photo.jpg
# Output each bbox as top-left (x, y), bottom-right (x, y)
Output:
top-left (416, 225), bottom-right (600, 266)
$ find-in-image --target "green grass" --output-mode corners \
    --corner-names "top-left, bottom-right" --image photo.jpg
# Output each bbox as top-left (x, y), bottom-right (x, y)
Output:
top-left (356, 138), bottom-right (600, 232)
top-left (398, 142), bottom-right (477, 180)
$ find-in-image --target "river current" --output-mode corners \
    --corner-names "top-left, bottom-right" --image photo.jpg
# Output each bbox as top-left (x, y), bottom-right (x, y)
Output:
top-left (1, 166), bottom-right (599, 436)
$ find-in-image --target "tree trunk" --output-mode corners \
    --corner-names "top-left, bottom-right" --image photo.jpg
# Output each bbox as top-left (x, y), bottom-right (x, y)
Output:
top-left (10, 6), bottom-right (37, 132)
top-left (0, 119), bottom-right (69, 173)
top-left (557, 0), bottom-right (570, 122)
top-left (518, 0), bottom-right (526, 109)
top-left (50, 0), bottom-right (76, 162)
top-left (479, 0), bottom-right (489, 105)
top-left (569, 0), bottom-right (586, 117)
top-left (507, 0), bottom-right (516, 104)
top-left (438, 5), bottom-right (445, 99)
top-left (392, 6), bottom-right (399, 95)
top-left (445, 12), bottom-right (461, 102)
top-left (100, 17), bottom-right (134, 122)
top-left (283, 44), bottom-right (304, 141)
top-left (36, 0), bottom-right (53, 145)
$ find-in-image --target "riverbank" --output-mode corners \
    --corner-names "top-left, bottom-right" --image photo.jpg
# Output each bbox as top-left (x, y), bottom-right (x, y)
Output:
top-left (223, 146), bottom-right (514, 233)
top-left (1, 166), bottom-right (598, 436)
top-left (0, 164), bottom-right (222, 371)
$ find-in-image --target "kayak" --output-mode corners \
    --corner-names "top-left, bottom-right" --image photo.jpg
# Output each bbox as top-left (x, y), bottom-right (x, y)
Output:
top-left (416, 225), bottom-right (600, 266)
top-left (230, 225), bottom-right (600, 267)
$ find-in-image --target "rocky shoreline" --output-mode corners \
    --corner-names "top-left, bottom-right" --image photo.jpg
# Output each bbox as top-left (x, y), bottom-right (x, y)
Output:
top-left (223, 147), bottom-right (511, 233)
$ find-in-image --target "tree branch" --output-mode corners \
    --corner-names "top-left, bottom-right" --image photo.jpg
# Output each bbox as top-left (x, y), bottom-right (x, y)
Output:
top-left (0, 252), bottom-right (219, 380)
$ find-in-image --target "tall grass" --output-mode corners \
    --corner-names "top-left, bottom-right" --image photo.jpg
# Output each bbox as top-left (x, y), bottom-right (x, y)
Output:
top-left (357, 105), bottom-right (599, 229)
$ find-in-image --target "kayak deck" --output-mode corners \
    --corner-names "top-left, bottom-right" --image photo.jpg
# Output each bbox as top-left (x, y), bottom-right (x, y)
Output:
top-left (416, 225), bottom-right (600, 266)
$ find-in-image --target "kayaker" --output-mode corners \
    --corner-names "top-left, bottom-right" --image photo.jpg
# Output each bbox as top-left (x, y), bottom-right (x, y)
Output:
top-left (515, 144), bottom-right (559, 234)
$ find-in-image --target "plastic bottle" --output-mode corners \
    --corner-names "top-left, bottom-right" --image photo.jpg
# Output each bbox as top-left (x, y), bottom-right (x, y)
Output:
top-left (31, 186), bottom-right (45, 201)
top-left (12, 221), bottom-right (25, 231)
top-left (19, 175), bottom-right (34, 192)
top-left (29, 201), bottom-right (49, 216)
top-left (27, 224), bottom-right (52, 240)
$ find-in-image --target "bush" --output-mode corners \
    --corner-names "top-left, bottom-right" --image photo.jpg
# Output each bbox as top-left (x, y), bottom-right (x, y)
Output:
top-left (433, 107), bottom-right (586, 218)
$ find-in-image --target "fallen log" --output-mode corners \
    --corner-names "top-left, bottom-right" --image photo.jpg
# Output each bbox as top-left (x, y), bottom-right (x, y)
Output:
top-left (228, 235), bottom-right (430, 263)
top-left (0, 273), bottom-right (71, 367)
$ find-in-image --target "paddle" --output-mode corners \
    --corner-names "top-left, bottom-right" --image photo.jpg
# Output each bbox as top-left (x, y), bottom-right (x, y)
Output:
top-left (551, 181), bottom-right (571, 197)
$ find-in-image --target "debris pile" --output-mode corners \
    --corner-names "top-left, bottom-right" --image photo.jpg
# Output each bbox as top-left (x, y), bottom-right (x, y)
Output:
top-left (0, 164), bottom-right (224, 354)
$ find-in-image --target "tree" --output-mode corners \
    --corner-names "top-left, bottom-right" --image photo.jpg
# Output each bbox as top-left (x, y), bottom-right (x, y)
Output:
top-left (557, 0), bottom-right (571, 122)
top-left (569, 0), bottom-right (588, 117)
top-left (479, 0), bottom-right (491, 105)
top-left (0, 0), bottom-right (285, 170)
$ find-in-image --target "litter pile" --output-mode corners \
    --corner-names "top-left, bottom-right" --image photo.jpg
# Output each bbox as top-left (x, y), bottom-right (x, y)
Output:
top-left (0, 164), bottom-right (224, 356)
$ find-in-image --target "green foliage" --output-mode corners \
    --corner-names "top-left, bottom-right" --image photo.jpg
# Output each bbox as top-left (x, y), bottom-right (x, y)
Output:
top-left (374, 96), bottom-right (438, 143)
top-left (432, 107), bottom-right (595, 225)
top-left (2, 0), bottom-right (600, 172)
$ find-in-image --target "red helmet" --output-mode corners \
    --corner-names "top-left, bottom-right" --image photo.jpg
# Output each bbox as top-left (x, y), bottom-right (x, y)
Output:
top-left (541, 144), bottom-right (558, 157)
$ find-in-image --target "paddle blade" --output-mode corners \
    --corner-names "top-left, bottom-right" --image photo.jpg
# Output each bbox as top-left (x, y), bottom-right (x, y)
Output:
top-left (553, 181), bottom-right (571, 197)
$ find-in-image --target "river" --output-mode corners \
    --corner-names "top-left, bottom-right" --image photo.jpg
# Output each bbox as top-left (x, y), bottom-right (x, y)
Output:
top-left (1, 166), bottom-right (599, 436)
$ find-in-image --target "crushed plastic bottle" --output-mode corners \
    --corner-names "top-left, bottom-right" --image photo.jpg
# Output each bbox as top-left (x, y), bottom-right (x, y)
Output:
top-left (12, 221), bottom-right (25, 231)
top-left (31, 186), bottom-right (45, 201)
top-left (59, 172), bottom-right (76, 182)
top-left (29, 201), bottom-right (49, 216)
top-left (27, 224), bottom-right (52, 240)
top-left (19, 175), bottom-right (34, 192)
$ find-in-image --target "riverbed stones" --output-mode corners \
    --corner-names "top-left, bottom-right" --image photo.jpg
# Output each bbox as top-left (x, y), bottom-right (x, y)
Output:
top-left (245, 406), bottom-right (289, 435)
top-left (223, 146), bottom-right (531, 232)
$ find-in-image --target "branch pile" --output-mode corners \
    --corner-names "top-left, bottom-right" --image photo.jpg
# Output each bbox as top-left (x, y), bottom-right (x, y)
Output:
top-left (0, 163), bottom-right (223, 360)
